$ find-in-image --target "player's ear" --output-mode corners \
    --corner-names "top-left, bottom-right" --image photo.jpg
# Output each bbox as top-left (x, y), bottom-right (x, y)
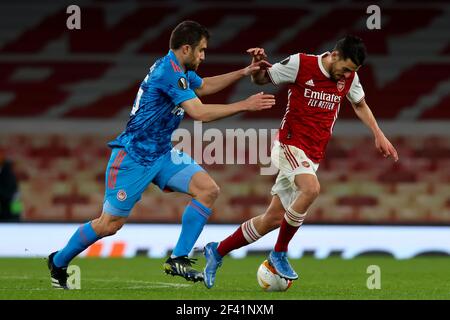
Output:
top-left (181, 44), bottom-right (191, 55)
top-left (330, 51), bottom-right (340, 62)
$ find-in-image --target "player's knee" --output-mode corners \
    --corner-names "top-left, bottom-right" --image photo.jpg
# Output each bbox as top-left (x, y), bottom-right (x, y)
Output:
top-left (105, 221), bottom-right (123, 236)
top-left (200, 182), bottom-right (220, 203)
top-left (210, 184), bottom-right (220, 200)
top-left (302, 182), bottom-right (320, 200)
top-left (94, 219), bottom-right (124, 237)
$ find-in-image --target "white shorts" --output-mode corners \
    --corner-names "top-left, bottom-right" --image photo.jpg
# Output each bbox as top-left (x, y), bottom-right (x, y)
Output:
top-left (270, 141), bottom-right (319, 210)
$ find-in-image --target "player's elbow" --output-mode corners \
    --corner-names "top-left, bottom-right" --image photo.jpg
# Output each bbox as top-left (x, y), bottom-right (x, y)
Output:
top-left (184, 101), bottom-right (213, 122)
top-left (194, 88), bottom-right (206, 98)
top-left (190, 111), bottom-right (212, 122)
top-left (200, 117), bottom-right (214, 122)
top-left (195, 107), bottom-right (215, 122)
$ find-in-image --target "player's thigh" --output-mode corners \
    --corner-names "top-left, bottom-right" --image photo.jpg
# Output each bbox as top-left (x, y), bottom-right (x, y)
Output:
top-left (103, 148), bottom-right (157, 218)
top-left (153, 149), bottom-right (206, 195)
top-left (92, 211), bottom-right (127, 235)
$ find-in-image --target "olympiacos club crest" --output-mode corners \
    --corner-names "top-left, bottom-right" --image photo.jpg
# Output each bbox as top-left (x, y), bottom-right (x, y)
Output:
top-left (117, 190), bottom-right (127, 201)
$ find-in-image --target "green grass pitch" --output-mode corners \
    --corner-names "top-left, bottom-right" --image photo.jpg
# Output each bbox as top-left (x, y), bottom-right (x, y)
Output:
top-left (0, 256), bottom-right (449, 300)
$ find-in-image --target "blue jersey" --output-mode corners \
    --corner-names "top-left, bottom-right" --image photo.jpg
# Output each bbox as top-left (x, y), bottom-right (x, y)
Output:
top-left (108, 50), bottom-right (203, 165)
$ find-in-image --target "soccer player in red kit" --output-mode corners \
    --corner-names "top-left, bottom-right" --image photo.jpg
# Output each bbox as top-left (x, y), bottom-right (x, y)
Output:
top-left (203, 35), bottom-right (399, 288)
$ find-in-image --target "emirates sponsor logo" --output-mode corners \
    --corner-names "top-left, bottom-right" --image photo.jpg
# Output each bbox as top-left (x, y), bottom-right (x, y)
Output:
top-left (304, 88), bottom-right (341, 103)
top-left (337, 79), bottom-right (345, 92)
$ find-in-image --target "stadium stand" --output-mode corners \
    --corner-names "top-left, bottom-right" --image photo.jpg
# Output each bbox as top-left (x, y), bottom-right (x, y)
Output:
top-left (0, 1), bottom-right (448, 120)
top-left (0, 132), bottom-right (449, 224)
top-left (0, 0), bottom-right (448, 224)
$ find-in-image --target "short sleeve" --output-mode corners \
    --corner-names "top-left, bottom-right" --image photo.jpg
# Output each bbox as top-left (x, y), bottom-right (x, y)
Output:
top-left (187, 71), bottom-right (203, 90)
top-left (166, 73), bottom-right (198, 106)
top-left (267, 54), bottom-right (300, 85)
top-left (346, 73), bottom-right (365, 104)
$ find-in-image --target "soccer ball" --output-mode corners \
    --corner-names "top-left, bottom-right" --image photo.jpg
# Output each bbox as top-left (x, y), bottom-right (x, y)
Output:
top-left (257, 260), bottom-right (293, 292)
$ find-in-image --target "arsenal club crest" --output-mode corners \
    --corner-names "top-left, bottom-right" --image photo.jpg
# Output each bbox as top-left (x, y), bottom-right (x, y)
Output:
top-left (302, 161), bottom-right (310, 168)
top-left (337, 79), bottom-right (345, 92)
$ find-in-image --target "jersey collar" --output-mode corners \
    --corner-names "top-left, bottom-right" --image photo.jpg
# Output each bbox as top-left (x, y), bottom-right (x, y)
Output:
top-left (168, 50), bottom-right (184, 72)
top-left (318, 52), bottom-right (331, 78)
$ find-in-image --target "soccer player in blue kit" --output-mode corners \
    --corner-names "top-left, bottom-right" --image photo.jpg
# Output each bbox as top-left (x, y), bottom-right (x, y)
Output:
top-left (47, 21), bottom-right (275, 289)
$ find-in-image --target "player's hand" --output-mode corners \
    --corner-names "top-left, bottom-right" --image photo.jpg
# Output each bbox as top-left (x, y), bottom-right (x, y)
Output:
top-left (246, 48), bottom-right (267, 63)
top-left (375, 132), bottom-right (399, 162)
top-left (244, 92), bottom-right (275, 111)
top-left (243, 60), bottom-right (272, 76)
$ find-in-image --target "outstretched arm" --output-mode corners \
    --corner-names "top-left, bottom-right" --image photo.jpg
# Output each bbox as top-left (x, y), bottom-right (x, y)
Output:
top-left (352, 99), bottom-right (399, 161)
top-left (181, 92), bottom-right (275, 122)
top-left (195, 60), bottom-right (272, 97)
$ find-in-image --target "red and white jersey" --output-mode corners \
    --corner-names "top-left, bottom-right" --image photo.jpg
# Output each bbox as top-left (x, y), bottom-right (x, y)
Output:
top-left (268, 52), bottom-right (365, 163)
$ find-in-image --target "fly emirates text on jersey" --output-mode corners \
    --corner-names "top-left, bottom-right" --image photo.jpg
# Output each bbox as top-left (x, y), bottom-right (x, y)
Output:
top-left (304, 88), bottom-right (341, 110)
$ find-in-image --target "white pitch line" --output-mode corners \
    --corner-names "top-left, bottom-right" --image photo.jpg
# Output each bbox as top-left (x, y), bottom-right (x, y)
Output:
top-left (0, 285), bottom-right (188, 291)
top-left (82, 278), bottom-right (192, 287)
top-left (0, 275), bottom-right (192, 289)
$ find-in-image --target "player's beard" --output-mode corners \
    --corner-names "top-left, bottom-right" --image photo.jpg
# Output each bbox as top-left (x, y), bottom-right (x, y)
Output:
top-left (330, 74), bottom-right (340, 82)
top-left (329, 64), bottom-right (348, 82)
top-left (185, 62), bottom-right (198, 71)
top-left (185, 60), bottom-right (200, 71)
top-left (329, 61), bottom-right (349, 82)
top-left (185, 53), bottom-right (201, 71)
top-left (329, 66), bottom-right (340, 82)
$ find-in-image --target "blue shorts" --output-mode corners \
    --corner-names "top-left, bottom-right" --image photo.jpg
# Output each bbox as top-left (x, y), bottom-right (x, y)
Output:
top-left (103, 148), bottom-right (205, 217)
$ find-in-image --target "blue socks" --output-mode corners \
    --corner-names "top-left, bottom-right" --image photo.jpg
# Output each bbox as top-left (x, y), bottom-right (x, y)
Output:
top-left (172, 199), bottom-right (212, 257)
top-left (53, 200), bottom-right (212, 265)
top-left (53, 222), bottom-right (100, 268)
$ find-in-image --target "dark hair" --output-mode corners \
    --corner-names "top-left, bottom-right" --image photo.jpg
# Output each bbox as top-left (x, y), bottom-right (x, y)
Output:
top-left (333, 35), bottom-right (367, 66)
top-left (169, 20), bottom-right (210, 50)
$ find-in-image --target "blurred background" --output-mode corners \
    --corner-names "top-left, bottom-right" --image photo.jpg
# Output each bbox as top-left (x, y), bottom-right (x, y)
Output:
top-left (0, 0), bottom-right (449, 247)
